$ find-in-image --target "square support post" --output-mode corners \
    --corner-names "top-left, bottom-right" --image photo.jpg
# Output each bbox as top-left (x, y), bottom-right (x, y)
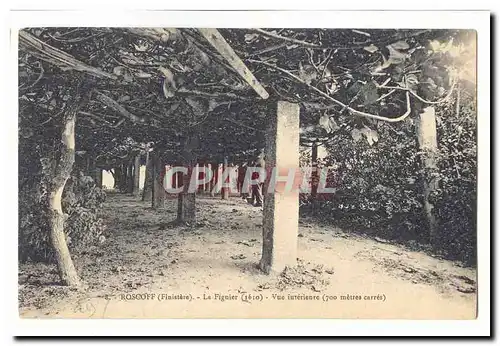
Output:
top-left (260, 101), bottom-right (300, 274)
top-left (415, 105), bottom-right (439, 246)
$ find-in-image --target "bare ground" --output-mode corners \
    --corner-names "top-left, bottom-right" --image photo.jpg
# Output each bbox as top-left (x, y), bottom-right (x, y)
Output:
top-left (19, 193), bottom-right (477, 319)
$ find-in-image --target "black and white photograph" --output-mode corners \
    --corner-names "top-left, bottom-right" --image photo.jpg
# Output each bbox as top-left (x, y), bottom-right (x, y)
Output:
top-left (11, 9), bottom-right (488, 329)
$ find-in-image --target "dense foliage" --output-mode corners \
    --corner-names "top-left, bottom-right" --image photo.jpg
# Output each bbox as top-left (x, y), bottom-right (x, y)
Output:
top-left (300, 85), bottom-right (476, 265)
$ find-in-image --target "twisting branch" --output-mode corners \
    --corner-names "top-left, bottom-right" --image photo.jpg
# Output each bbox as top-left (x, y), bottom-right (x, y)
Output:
top-left (376, 78), bottom-right (457, 105)
top-left (254, 29), bottom-right (431, 51)
top-left (253, 29), bottom-right (320, 48)
top-left (248, 59), bottom-right (412, 123)
top-left (177, 87), bottom-right (254, 100)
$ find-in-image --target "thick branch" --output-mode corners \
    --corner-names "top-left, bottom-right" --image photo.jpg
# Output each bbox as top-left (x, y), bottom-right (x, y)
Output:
top-left (198, 28), bottom-right (269, 100)
top-left (254, 29), bottom-right (431, 51)
top-left (19, 30), bottom-right (117, 80)
top-left (79, 111), bottom-right (125, 128)
top-left (377, 79), bottom-right (457, 105)
top-left (94, 91), bottom-right (146, 124)
top-left (249, 59), bottom-right (412, 123)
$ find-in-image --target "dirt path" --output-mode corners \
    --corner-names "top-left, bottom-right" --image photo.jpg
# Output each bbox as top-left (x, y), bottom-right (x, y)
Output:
top-left (19, 193), bottom-right (477, 319)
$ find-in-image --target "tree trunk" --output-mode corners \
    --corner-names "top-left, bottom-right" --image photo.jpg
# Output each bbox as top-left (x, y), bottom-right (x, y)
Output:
top-left (126, 160), bottom-right (134, 194)
top-left (119, 163), bottom-right (128, 191)
top-left (152, 152), bottom-right (166, 209)
top-left (173, 170), bottom-right (178, 188)
top-left (45, 102), bottom-right (82, 287)
top-left (111, 168), bottom-right (118, 189)
top-left (311, 142), bottom-right (319, 198)
top-left (86, 155), bottom-right (96, 178)
top-left (415, 103), bottom-right (439, 246)
top-left (177, 135), bottom-right (197, 223)
top-left (85, 155), bottom-right (92, 176)
top-left (174, 169), bottom-right (183, 189)
top-left (113, 165), bottom-right (126, 191)
top-left (221, 157), bottom-right (229, 200)
top-left (311, 142), bottom-right (319, 215)
top-left (94, 166), bottom-right (103, 189)
top-left (142, 150), bottom-right (153, 201)
top-left (86, 155), bottom-right (102, 188)
top-left (204, 164), bottom-right (210, 192)
top-left (133, 153), bottom-right (141, 196)
top-left (210, 163), bottom-right (218, 197)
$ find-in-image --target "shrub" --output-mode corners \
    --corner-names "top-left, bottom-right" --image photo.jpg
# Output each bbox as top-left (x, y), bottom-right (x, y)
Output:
top-left (19, 170), bottom-right (106, 263)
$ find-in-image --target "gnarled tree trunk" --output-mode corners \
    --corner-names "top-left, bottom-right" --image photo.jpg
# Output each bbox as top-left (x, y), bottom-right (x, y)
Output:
top-left (45, 102), bottom-right (82, 287)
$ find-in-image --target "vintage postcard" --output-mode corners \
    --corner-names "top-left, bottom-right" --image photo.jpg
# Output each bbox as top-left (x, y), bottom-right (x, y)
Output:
top-left (12, 9), bottom-right (490, 335)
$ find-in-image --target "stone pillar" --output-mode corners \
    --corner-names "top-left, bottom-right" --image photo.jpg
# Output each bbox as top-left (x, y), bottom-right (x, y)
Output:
top-left (415, 105), bottom-right (439, 246)
top-left (260, 101), bottom-right (300, 274)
